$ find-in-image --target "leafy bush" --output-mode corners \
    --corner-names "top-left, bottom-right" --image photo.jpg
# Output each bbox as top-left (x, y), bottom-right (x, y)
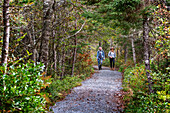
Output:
top-left (118, 60), bottom-right (134, 72)
top-left (122, 65), bottom-right (169, 113)
top-left (75, 53), bottom-right (93, 75)
top-left (123, 65), bottom-right (148, 93)
top-left (126, 93), bottom-right (168, 113)
top-left (46, 75), bottom-right (83, 103)
top-left (102, 58), bottom-right (110, 67)
top-left (0, 61), bottom-right (47, 112)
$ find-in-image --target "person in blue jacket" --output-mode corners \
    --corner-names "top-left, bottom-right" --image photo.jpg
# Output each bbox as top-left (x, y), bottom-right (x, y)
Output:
top-left (96, 47), bottom-right (105, 70)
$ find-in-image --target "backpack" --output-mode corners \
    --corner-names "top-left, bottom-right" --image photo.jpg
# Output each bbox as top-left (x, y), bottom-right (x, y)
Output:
top-left (98, 51), bottom-right (103, 59)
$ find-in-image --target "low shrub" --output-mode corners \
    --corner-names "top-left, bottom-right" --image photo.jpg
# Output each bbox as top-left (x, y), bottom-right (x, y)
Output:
top-left (118, 60), bottom-right (134, 73)
top-left (102, 58), bottom-right (110, 67)
top-left (46, 75), bottom-right (83, 103)
top-left (122, 65), bottom-right (169, 113)
top-left (0, 61), bottom-right (47, 112)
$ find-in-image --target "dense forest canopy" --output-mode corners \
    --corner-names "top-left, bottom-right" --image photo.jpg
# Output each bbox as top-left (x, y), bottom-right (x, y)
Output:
top-left (0, 0), bottom-right (169, 112)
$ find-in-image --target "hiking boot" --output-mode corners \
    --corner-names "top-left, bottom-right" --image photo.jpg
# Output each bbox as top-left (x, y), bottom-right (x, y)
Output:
top-left (112, 68), bottom-right (114, 70)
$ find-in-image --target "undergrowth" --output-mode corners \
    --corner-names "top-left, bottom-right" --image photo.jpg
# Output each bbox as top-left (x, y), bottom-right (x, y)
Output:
top-left (119, 62), bottom-right (169, 113)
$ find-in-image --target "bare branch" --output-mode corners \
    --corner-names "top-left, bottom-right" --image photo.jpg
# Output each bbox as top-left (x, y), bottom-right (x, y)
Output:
top-left (61, 21), bottom-right (86, 41)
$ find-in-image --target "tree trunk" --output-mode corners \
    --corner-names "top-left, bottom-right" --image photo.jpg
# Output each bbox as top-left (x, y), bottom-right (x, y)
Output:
top-left (1, 0), bottom-right (10, 66)
top-left (39, 0), bottom-right (53, 74)
top-left (143, 14), bottom-right (153, 93)
top-left (99, 41), bottom-right (102, 47)
top-left (157, 55), bottom-right (159, 70)
top-left (124, 43), bottom-right (128, 63)
top-left (116, 45), bottom-right (119, 62)
top-left (61, 44), bottom-right (66, 78)
top-left (110, 38), bottom-right (113, 47)
top-left (53, 31), bottom-right (57, 79)
top-left (131, 38), bottom-right (136, 65)
top-left (31, 13), bottom-right (37, 62)
top-left (71, 19), bottom-right (78, 76)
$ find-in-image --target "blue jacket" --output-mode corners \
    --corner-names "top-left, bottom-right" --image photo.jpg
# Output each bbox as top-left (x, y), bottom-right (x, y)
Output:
top-left (97, 50), bottom-right (105, 59)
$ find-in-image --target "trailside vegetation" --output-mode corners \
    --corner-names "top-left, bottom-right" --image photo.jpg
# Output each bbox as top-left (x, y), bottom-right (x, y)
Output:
top-left (0, 0), bottom-right (169, 112)
top-left (82, 0), bottom-right (169, 112)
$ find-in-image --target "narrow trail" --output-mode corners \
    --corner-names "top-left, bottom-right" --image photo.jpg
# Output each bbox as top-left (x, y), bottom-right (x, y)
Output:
top-left (51, 66), bottom-right (123, 113)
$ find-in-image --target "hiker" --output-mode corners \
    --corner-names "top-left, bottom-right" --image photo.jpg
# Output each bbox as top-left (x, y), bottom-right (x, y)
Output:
top-left (96, 47), bottom-right (105, 70)
top-left (108, 47), bottom-right (116, 70)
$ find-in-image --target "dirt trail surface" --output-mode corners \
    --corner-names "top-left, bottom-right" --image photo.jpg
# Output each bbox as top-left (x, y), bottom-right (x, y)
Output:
top-left (51, 66), bottom-right (123, 113)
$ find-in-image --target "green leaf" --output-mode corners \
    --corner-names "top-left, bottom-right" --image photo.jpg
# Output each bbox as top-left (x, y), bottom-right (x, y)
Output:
top-left (17, 33), bottom-right (27, 42)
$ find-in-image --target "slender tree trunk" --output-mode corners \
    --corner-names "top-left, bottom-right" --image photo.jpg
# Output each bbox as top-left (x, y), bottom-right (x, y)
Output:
top-left (61, 44), bottom-right (66, 78)
top-left (99, 41), bottom-right (102, 47)
top-left (103, 40), bottom-right (107, 57)
top-left (116, 45), bottom-right (119, 62)
top-left (110, 38), bottom-right (113, 47)
top-left (39, 0), bottom-right (53, 74)
top-left (31, 13), bottom-right (37, 62)
top-left (1, 0), bottom-right (10, 66)
top-left (1, 0), bottom-right (10, 95)
top-left (131, 38), bottom-right (136, 65)
top-left (53, 43), bottom-right (57, 77)
top-left (124, 43), bottom-right (128, 63)
top-left (71, 19), bottom-right (78, 76)
top-left (53, 31), bottom-right (57, 79)
top-left (157, 55), bottom-right (159, 70)
top-left (143, 14), bottom-right (153, 93)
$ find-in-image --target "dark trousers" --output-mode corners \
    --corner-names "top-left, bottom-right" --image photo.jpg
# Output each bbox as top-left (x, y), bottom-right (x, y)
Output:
top-left (98, 58), bottom-right (103, 70)
top-left (110, 58), bottom-right (115, 68)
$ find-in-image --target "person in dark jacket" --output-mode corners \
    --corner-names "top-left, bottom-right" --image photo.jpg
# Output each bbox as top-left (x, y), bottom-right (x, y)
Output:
top-left (96, 47), bottom-right (105, 70)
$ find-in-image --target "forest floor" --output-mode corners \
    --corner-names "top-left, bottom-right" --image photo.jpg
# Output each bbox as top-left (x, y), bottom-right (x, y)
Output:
top-left (50, 66), bottom-right (123, 113)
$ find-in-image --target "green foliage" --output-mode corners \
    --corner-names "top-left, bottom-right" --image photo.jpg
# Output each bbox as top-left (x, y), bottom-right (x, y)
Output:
top-left (126, 93), bottom-right (168, 113)
top-left (121, 64), bottom-right (169, 113)
top-left (46, 75), bottom-right (83, 102)
top-left (102, 58), bottom-right (109, 67)
top-left (150, 4), bottom-right (169, 73)
top-left (0, 61), bottom-right (47, 112)
top-left (152, 68), bottom-right (170, 102)
top-left (115, 58), bottom-right (124, 68)
top-left (123, 65), bottom-right (148, 93)
top-left (118, 60), bottom-right (133, 72)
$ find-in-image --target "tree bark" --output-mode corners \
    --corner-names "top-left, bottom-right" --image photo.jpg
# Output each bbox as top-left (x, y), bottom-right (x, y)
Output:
top-left (53, 31), bottom-right (57, 79)
top-left (38, 0), bottom-right (53, 74)
top-left (1, 0), bottom-right (10, 66)
top-left (31, 13), bottom-right (37, 62)
top-left (110, 38), bottom-right (113, 47)
top-left (131, 38), bottom-right (136, 65)
top-left (116, 45), bottom-right (119, 62)
top-left (124, 43), bottom-right (128, 63)
top-left (61, 44), bottom-right (66, 78)
top-left (99, 41), bottom-right (102, 47)
top-left (143, 14), bottom-right (153, 93)
top-left (71, 20), bottom-right (78, 76)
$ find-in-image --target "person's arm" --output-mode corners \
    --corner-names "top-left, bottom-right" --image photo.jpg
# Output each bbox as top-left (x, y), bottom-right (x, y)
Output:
top-left (96, 51), bottom-right (99, 59)
top-left (103, 51), bottom-right (105, 60)
top-left (108, 51), bottom-right (110, 57)
top-left (108, 51), bottom-right (112, 58)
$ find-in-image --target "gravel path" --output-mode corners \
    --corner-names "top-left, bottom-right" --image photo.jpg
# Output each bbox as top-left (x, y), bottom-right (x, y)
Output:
top-left (51, 66), bottom-right (123, 113)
